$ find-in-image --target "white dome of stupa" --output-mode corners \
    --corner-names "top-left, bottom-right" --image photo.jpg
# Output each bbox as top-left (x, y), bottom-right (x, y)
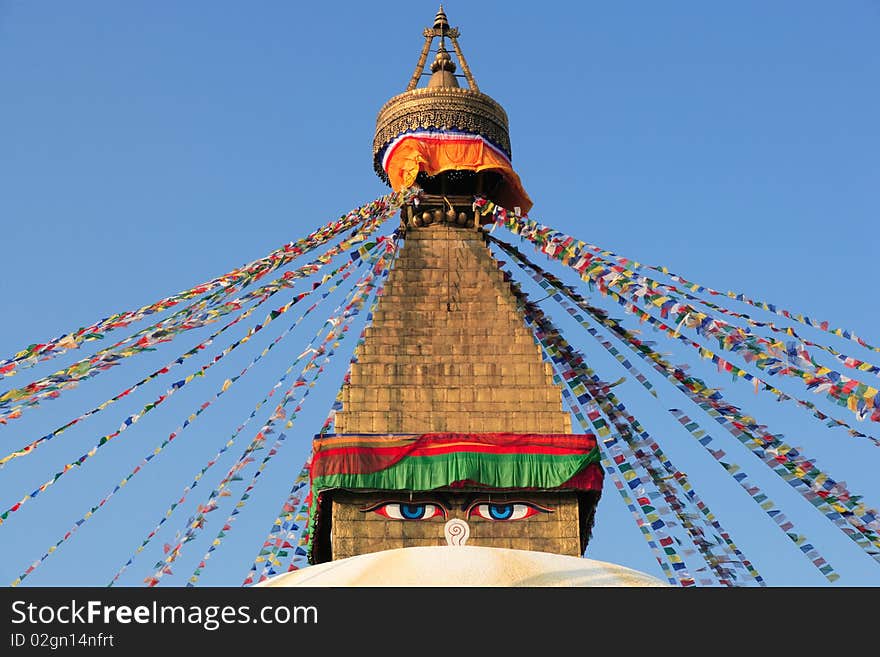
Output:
top-left (257, 546), bottom-right (666, 587)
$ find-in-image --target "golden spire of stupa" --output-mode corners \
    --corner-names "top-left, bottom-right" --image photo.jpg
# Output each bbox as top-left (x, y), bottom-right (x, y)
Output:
top-left (373, 7), bottom-right (533, 212)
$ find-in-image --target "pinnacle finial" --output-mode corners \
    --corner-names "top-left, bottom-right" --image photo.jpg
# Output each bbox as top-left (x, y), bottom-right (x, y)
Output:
top-left (434, 6), bottom-right (449, 31)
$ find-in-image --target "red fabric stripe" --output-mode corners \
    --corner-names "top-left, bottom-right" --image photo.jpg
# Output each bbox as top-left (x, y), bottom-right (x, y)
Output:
top-left (319, 443), bottom-right (588, 460)
top-left (407, 444), bottom-right (588, 457)
top-left (311, 433), bottom-right (598, 478)
top-left (314, 444), bottom-right (589, 476)
top-left (316, 432), bottom-right (595, 452)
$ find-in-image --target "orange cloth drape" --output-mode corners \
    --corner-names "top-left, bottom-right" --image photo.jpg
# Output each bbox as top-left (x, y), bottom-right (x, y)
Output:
top-left (383, 134), bottom-right (533, 213)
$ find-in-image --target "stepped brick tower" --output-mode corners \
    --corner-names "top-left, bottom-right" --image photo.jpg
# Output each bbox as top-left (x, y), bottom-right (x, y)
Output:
top-left (334, 224), bottom-right (572, 436)
top-left (306, 8), bottom-right (603, 564)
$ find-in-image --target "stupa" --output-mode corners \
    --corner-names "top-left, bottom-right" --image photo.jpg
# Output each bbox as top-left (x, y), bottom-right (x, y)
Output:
top-left (262, 7), bottom-right (663, 587)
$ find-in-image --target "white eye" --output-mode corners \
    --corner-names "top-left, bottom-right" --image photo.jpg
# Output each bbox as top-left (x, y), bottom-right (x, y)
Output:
top-left (368, 502), bottom-right (444, 520)
top-left (381, 504), bottom-right (406, 520)
top-left (470, 503), bottom-right (544, 521)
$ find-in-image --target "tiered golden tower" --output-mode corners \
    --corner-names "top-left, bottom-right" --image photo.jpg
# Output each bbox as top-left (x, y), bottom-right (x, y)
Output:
top-left (339, 7), bottom-right (569, 433)
top-left (335, 223), bottom-right (572, 434)
top-left (306, 8), bottom-right (602, 565)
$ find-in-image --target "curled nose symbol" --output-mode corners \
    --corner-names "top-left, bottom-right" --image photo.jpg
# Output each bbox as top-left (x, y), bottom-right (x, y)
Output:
top-left (444, 518), bottom-right (470, 546)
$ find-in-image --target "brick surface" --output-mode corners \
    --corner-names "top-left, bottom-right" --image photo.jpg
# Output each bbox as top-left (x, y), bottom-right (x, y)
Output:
top-left (329, 491), bottom-right (582, 560)
top-left (325, 224), bottom-right (583, 560)
top-left (336, 224), bottom-right (570, 434)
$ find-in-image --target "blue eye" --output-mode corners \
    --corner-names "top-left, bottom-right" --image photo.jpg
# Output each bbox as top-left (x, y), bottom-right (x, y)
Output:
top-left (488, 504), bottom-right (513, 520)
top-left (469, 502), bottom-right (549, 521)
top-left (364, 502), bottom-right (445, 520)
top-left (400, 503), bottom-right (427, 519)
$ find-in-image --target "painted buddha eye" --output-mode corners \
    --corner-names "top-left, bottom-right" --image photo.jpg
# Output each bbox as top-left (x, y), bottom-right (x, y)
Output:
top-left (365, 502), bottom-right (445, 520)
top-left (468, 502), bottom-right (549, 521)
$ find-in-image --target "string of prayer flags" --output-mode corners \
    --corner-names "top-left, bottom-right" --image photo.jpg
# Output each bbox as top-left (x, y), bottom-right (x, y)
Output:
top-left (264, 265), bottom-right (397, 579)
top-left (605, 318), bottom-right (880, 561)
top-left (0, 209), bottom-right (392, 423)
top-left (477, 198), bottom-right (880, 425)
top-left (506, 244), bottom-right (836, 580)
top-left (586, 392), bottom-right (759, 585)
top-left (621, 272), bottom-right (880, 379)
top-left (194, 235), bottom-right (405, 586)
top-left (0, 240), bottom-right (395, 527)
top-left (649, 267), bottom-right (880, 358)
top-left (158, 265), bottom-right (392, 586)
top-left (183, 431), bottom-right (291, 587)
top-left (266, 468), bottom-right (314, 579)
top-left (555, 377), bottom-right (682, 585)
top-left (0, 188), bottom-right (417, 379)
top-left (491, 232), bottom-right (878, 446)
top-left (7, 245), bottom-right (377, 588)
top-left (574, 244), bottom-right (876, 421)
top-left (509, 272), bottom-right (761, 586)
top-left (487, 235), bottom-right (880, 445)
top-left (145, 239), bottom-right (399, 586)
top-left (603, 426), bottom-right (742, 586)
top-left (115, 239), bottom-right (395, 586)
top-left (527, 264), bottom-right (880, 560)
top-left (558, 302), bottom-right (839, 579)
top-left (242, 463), bottom-right (311, 586)
top-left (505, 268), bottom-right (727, 584)
top-left (489, 214), bottom-right (880, 381)
top-left (667, 409), bottom-right (839, 581)
top-left (243, 249), bottom-right (400, 585)
top-left (491, 233), bottom-right (880, 565)
top-left (525, 277), bottom-right (839, 580)
top-left (0, 233), bottom-right (391, 470)
top-left (477, 195), bottom-right (880, 359)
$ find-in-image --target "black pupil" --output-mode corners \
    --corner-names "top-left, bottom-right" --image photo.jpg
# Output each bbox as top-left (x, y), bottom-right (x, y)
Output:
top-left (401, 504), bottom-right (425, 519)
top-left (489, 504), bottom-right (513, 520)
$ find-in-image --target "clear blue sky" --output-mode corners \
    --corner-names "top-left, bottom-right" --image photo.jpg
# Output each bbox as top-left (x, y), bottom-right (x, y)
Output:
top-left (1, 2), bottom-right (878, 586)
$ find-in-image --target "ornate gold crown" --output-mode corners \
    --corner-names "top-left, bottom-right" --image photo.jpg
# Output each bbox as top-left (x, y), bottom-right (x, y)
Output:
top-left (372, 7), bottom-right (512, 184)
